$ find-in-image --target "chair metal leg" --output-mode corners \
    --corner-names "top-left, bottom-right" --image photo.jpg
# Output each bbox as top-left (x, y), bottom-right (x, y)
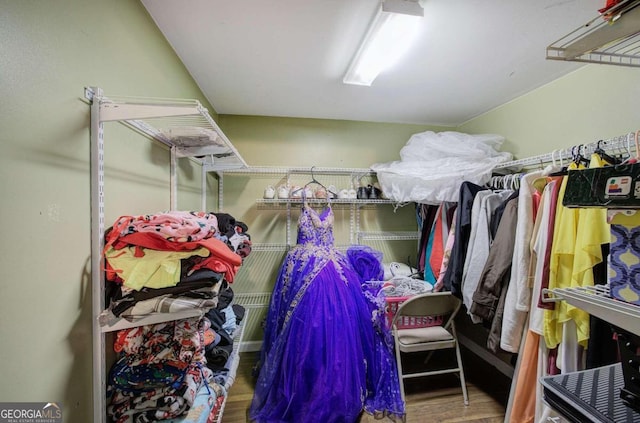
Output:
top-left (454, 339), bottom-right (469, 406)
top-left (394, 341), bottom-right (406, 405)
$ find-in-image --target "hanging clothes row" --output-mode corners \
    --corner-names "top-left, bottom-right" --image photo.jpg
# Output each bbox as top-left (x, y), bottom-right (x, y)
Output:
top-left (415, 133), bottom-right (640, 423)
top-left (492, 131), bottom-right (639, 172)
top-left (506, 142), bottom-right (635, 423)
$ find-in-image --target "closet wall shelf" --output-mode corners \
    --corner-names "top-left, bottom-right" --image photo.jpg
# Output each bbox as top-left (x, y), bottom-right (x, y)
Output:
top-left (97, 309), bottom-right (205, 333)
top-left (493, 131), bottom-right (637, 170)
top-left (250, 242), bottom-right (358, 251)
top-left (235, 292), bottom-right (273, 308)
top-left (357, 231), bottom-right (420, 241)
top-left (542, 285), bottom-right (640, 336)
top-left (251, 243), bottom-right (290, 252)
top-left (85, 87), bottom-right (248, 171)
top-left (256, 198), bottom-right (395, 205)
top-left (222, 166), bottom-right (374, 175)
top-left (88, 87), bottom-right (249, 423)
top-left (546, 0), bottom-right (640, 68)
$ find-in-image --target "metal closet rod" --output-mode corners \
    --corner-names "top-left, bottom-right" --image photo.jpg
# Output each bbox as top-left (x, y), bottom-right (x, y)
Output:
top-left (221, 166), bottom-right (375, 174)
top-left (494, 130), bottom-right (639, 170)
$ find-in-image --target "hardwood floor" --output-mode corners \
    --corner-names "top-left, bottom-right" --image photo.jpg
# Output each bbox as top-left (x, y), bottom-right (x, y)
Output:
top-left (222, 350), bottom-right (510, 423)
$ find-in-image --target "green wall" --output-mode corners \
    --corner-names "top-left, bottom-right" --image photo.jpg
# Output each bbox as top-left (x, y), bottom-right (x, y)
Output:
top-left (459, 65), bottom-right (640, 159)
top-left (1, 1), bottom-right (212, 422)
top-left (218, 115), bottom-right (449, 167)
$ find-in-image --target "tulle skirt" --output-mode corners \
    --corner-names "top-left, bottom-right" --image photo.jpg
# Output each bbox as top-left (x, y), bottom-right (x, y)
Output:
top-left (249, 244), bottom-right (404, 423)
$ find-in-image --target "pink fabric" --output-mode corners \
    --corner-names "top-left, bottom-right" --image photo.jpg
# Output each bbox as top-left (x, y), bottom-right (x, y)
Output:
top-left (107, 211), bottom-right (219, 246)
top-left (434, 209), bottom-right (457, 292)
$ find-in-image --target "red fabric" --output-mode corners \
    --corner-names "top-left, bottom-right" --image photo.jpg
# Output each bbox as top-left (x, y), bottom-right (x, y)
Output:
top-left (110, 232), bottom-right (241, 283)
top-left (548, 347), bottom-right (560, 375)
top-left (429, 206), bottom-right (445, 280)
top-left (599, 0), bottom-right (621, 14)
top-left (208, 395), bottom-right (226, 423)
top-left (532, 190), bottom-right (542, 223)
top-left (105, 260), bottom-right (121, 283)
top-left (104, 215), bottom-right (137, 252)
top-left (538, 177), bottom-right (563, 310)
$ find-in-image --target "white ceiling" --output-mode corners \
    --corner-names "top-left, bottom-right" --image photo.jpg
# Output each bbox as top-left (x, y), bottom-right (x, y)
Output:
top-left (141, 0), bottom-right (603, 126)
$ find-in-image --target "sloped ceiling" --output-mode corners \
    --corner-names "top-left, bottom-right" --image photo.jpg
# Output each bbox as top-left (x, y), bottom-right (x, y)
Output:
top-left (142, 0), bottom-right (603, 126)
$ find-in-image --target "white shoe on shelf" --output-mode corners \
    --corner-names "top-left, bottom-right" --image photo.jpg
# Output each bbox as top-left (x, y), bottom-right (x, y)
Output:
top-left (264, 185), bottom-right (275, 199)
top-left (277, 184), bottom-right (290, 199)
top-left (338, 189), bottom-right (350, 199)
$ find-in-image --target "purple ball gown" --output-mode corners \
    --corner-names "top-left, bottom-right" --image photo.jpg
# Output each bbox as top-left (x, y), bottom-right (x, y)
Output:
top-left (249, 204), bottom-right (405, 423)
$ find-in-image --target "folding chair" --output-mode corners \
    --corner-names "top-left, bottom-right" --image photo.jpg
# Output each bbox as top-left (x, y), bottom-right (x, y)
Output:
top-left (391, 291), bottom-right (469, 406)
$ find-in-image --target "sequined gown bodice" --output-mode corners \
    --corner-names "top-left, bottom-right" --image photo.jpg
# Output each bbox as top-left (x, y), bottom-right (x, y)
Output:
top-left (296, 205), bottom-right (334, 247)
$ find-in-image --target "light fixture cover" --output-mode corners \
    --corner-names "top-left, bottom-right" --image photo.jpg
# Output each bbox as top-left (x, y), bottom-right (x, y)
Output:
top-left (343, 0), bottom-right (424, 86)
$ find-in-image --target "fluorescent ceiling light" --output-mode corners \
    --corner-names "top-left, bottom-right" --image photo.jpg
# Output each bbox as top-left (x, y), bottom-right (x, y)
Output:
top-left (343, 0), bottom-right (424, 86)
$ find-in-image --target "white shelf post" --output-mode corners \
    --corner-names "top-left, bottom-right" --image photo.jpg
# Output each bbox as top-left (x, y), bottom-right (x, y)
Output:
top-left (90, 86), bottom-right (107, 423)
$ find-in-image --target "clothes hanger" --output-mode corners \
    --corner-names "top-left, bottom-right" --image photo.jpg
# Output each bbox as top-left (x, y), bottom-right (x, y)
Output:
top-left (594, 139), bottom-right (622, 165)
top-left (548, 146), bottom-right (572, 176)
top-left (300, 166), bottom-right (336, 203)
top-left (304, 166), bottom-right (328, 192)
top-left (543, 149), bottom-right (563, 176)
top-left (490, 175), bottom-right (501, 190)
top-left (620, 130), bottom-right (640, 165)
top-left (511, 173), bottom-right (521, 190)
top-left (619, 132), bottom-right (634, 163)
top-left (504, 174), bottom-right (513, 190)
top-left (573, 144), bottom-right (591, 167)
top-left (488, 174), bottom-right (502, 190)
top-left (630, 130), bottom-right (640, 163)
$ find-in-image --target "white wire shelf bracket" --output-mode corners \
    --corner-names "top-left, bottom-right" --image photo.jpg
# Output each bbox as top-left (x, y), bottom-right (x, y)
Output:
top-left (357, 231), bottom-right (420, 241)
top-left (494, 131), bottom-right (638, 170)
top-left (542, 284), bottom-right (640, 336)
top-left (546, 0), bottom-right (640, 68)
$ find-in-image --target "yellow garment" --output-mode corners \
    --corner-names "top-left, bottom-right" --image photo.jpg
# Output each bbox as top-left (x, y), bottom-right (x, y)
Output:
top-left (544, 155), bottom-right (613, 349)
top-left (570, 154), bottom-right (611, 347)
top-left (105, 246), bottom-right (210, 291)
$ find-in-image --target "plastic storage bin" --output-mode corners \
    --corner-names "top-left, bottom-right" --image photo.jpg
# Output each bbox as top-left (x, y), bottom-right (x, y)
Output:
top-left (385, 295), bottom-right (443, 329)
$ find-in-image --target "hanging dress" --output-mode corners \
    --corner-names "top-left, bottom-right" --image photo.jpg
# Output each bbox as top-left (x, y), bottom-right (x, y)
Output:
top-left (249, 203), bottom-right (404, 423)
